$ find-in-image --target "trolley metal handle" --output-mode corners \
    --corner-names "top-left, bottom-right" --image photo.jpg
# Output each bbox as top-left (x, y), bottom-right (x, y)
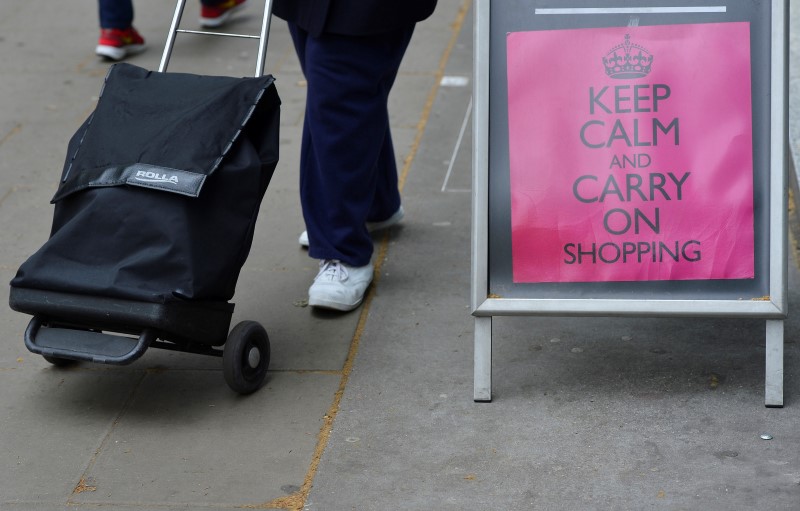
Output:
top-left (159, 0), bottom-right (274, 77)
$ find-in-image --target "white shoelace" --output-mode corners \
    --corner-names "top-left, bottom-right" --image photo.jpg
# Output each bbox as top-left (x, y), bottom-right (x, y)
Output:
top-left (315, 259), bottom-right (348, 282)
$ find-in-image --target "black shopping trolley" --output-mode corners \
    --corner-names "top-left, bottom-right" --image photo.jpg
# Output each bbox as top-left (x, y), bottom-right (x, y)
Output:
top-left (8, 0), bottom-right (280, 394)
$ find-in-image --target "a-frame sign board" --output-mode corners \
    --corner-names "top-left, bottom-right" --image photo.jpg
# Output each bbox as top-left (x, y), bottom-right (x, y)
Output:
top-left (471, 0), bottom-right (789, 406)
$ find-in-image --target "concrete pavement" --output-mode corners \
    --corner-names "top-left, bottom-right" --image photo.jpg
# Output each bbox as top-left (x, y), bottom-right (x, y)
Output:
top-left (1, 1), bottom-right (799, 510)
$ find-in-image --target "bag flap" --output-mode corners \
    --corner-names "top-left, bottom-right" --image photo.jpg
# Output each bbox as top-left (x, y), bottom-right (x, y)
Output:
top-left (52, 63), bottom-right (276, 202)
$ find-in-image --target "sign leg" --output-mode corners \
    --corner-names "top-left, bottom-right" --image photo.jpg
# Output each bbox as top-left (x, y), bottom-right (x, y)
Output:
top-left (765, 319), bottom-right (784, 408)
top-left (474, 316), bottom-right (492, 402)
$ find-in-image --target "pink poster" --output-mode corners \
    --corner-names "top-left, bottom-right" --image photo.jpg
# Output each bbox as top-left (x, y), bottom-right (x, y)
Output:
top-left (507, 23), bottom-right (754, 283)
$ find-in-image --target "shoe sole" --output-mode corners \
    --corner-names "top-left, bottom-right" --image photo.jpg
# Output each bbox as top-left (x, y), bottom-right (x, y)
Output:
top-left (95, 44), bottom-right (146, 61)
top-left (308, 296), bottom-right (363, 312)
top-left (199, 3), bottom-right (245, 28)
top-left (299, 207), bottom-right (405, 248)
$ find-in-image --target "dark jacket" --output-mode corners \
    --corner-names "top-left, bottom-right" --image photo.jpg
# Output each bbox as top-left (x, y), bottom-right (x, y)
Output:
top-left (272, 0), bottom-right (438, 37)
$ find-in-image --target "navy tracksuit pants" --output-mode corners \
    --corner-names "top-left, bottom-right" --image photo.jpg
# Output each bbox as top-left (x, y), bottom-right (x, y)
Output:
top-left (288, 22), bottom-right (414, 267)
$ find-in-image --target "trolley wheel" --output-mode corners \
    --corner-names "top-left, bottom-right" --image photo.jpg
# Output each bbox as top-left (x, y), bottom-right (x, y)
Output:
top-left (42, 355), bottom-right (77, 367)
top-left (223, 321), bottom-right (270, 394)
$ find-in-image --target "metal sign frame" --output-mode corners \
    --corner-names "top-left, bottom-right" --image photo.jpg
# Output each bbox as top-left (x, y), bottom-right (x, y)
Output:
top-left (471, 0), bottom-right (789, 405)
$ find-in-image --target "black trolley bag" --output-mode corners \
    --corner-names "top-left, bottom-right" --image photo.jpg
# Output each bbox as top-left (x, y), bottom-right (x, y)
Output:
top-left (9, 0), bottom-right (280, 394)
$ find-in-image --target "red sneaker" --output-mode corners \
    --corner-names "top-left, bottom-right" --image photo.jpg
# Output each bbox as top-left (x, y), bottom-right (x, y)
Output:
top-left (200, 0), bottom-right (247, 28)
top-left (96, 27), bottom-right (146, 61)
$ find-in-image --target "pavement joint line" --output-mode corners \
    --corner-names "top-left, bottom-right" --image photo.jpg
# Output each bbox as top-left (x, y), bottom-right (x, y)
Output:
top-left (11, 367), bottom-right (344, 376)
top-left (0, 364), bottom-right (342, 375)
top-left (0, 123), bottom-right (22, 148)
top-left (269, 369), bottom-right (342, 375)
top-left (252, 3), bottom-right (474, 510)
top-left (66, 371), bottom-right (148, 504)
top-left (76, 52), bottom-right (113, 79)
top-left (37, 500), bottom-right (261, 509)
top-left (0, 186), bottom-right (17, 208)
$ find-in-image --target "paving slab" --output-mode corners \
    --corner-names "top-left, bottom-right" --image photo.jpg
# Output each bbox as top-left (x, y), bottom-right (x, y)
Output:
top-left (0, 369), bottom-right (143, 505)
top-left (70, 370), bottom-right (338, 507)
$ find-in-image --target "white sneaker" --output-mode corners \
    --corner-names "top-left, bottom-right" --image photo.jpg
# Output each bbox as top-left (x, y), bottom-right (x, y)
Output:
top-left (298, 205), bottom-right (405, 248)
top-left (308, 260), bottom-right (374, 311)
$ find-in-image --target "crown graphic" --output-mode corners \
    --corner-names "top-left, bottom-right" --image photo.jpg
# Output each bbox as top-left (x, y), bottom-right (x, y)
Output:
top-left (602, 34), bottom-right (653, 79)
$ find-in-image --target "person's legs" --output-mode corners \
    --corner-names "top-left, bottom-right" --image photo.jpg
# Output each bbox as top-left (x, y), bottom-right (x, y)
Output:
top-left (96, 0), bottom-right (145, 60)
top-left (366, 128), bottom-right (402, 223)
top-left (292, 24), bottom-right (414, 268)
top-left (98, 0), bottom-right (133, 29)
